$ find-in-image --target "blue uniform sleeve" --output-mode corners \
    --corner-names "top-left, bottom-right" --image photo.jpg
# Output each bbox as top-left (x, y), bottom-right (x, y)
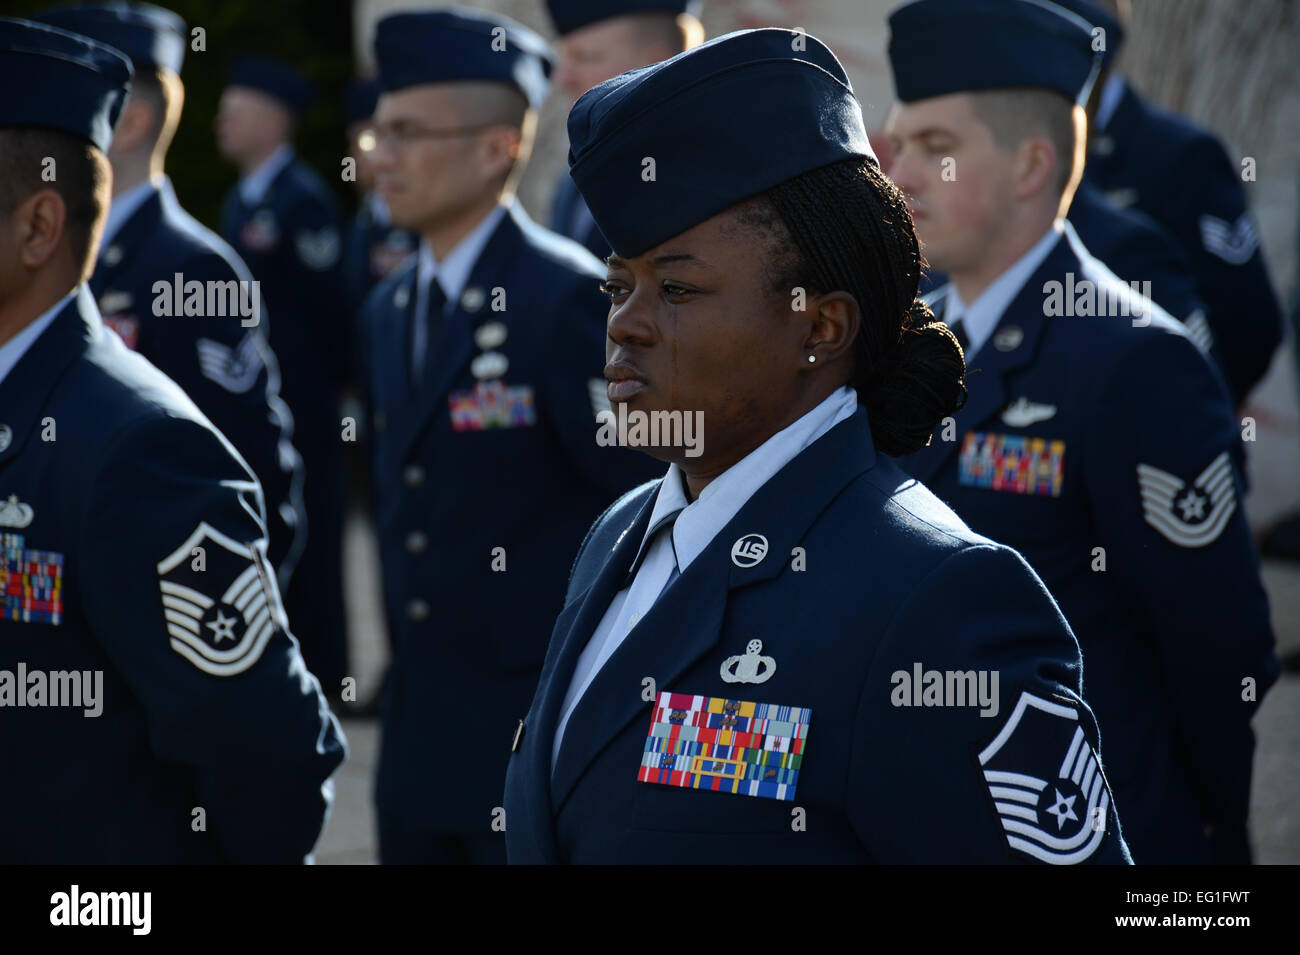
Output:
top-left (847, 544), bottom-right (1132, 864)
top-left (1083, 327), bottom-right (1278, 862)
top-left (77, 413), bottom-right (346, 863)
top-left (1168, 135), bottom-right (1283, 402)
top-left (537, 275), bottom-right (665, 501)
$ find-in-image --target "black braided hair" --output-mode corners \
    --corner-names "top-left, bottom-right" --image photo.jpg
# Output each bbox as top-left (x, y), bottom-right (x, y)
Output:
top-left (736, 156), bottom-right (967, 457)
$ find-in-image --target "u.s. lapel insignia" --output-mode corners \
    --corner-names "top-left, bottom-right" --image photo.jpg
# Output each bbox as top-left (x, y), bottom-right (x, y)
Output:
top-left (471, 350), bottom-right (509, 380)
top-left (978, 690), bottom-right (1111, 865)
top-left (959, 431), bottom-right (1066, 497)
top-left (101, 244), bottom-right (124, 267)
top-left (473, 321), bottom-right (506, 350)
top-left (157, 522), bottom-right (279, 676)
top-left (993, 325), bottom-right (1024, 352)
top-left (1137, 450), bottom-right (1237, 548)
top-left (393, 284), bottom-right (410, 309)
top-left (639, 691), bottom-right (811, 801)
top-left (1104, 187), bottom-right (1138, 209)
top-left (730, 534), bottom-right (768, 567)
top-left (1002, 397), bottom-right (1057, 428)
top-left (0, 495), bottom-right (34, 528)
top-left (720, 639), bottom-right (776, 684)
top-left (2, 532), bottom-right (64, 625)
top-left (461, 286), bottom-right (488, 313)
top-left (0, 424), bottom-right (14, 453)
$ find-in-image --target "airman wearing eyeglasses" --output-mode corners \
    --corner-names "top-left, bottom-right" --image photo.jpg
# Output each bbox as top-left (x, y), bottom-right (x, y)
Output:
top-left (360, 6), bottom-right (660, 865)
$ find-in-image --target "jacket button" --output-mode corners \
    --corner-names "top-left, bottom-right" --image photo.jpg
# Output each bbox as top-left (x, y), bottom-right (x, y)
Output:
top-left (405, 531), bottom-right (428, 554)
top-left (403, 464), bottom-right (426, 487)
top-left (407, 599), bottom-right (430, 622)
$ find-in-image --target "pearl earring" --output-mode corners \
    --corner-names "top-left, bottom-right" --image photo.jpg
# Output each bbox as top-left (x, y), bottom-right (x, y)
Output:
top-left (807, 355), bottom-right (816, 363)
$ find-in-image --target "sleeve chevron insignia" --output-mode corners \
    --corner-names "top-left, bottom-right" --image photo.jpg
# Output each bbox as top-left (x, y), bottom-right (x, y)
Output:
top-left (1136, 450), bottom-right (1237, 547)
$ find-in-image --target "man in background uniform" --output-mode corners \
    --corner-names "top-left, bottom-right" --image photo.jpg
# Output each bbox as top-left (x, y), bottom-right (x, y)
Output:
top-left (362, 7), bottom-right (660, 863)
top-left (35, 1), bottom-right (305, 587)
top-left (544, 0), bottom-right (705, 259)
top-left (887, 0), bottom-right (1276, 863)
top-left (217, 54), bottom-right (349, 693)
top-left (344, 77), bottom-right (415, 317)
top-left (0, 16), bottom-right (344, 863)
top-left (1075, 0), bottom-right (1283, 403)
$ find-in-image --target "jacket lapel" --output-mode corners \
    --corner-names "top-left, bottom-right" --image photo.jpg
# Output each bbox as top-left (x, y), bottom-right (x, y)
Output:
top-left (902, 234), bottom-right (1067, 482)
top-left (0, 287), bottom-right (97, 466)
top-left (90, 188), bottom-right (163, 297)
top-left (548, 407), bottom-right (879, 814)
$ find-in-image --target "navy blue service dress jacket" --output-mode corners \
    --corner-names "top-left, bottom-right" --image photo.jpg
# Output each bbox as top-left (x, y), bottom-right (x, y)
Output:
top-left (504, 408), bottom-right (1133, 864)
top-left (0, 288), bottom-right (344, 863)
top-left (901, 227), bottom-right (1277, 863)
top-left (90, 177), bottom-right (304, 584)
top-left (364, 202), bottom-right (660, 846)
top-left (1086, 81), bottom-right (1282, 402)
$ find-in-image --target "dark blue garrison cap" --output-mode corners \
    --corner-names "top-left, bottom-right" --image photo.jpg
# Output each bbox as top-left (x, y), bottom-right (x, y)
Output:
top-left (228, 55), bottom-right (313, 113)
top-left (345, 77), bottom-right (380, 124)
top-left (36, 2), bottom-right (186, 74)
top-left (888, 0), bottom-right (1102, 106)
top-left (1051, 0), bottom-right (1124, 65)
top-left (0, 16), bottom-right (132, 153)
top-left (374, 7), bottom-right (553, 110)
top-left (567, 28), bottom-right (876, 259)
top-left (546, 0), bottom-right (701, 36)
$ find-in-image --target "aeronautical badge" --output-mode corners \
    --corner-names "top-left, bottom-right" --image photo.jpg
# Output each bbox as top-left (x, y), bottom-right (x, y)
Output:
top-left (1137, 450), bottom-right (1237, 547)
top-left (196, 334), bottom-right (263, 394)
top-left (1199, 212), bottom-right (1258, 265)
top-left (156, 522), bottom-right (280, 676)
top-left (978, 691), bottom-right (1111, 864)
top-left (1, 532), bottom-right (64, 624)
top-left (639, 691), bottom-right (810, 801)
top-left (959, 431), bottom-right (1065, 497)
top-left (0, 495), bottom-right (34, 528)
top-left (295, 226), bottom-right (341, 270)
top-left (239, 209), bottom-right (280, 252)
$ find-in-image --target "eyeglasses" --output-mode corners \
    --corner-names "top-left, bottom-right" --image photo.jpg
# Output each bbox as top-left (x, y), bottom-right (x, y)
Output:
top-left (358, 121), bottom-right (504, 153)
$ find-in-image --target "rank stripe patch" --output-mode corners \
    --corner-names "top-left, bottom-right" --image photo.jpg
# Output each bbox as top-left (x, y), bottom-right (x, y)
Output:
top-left (1137, 451), bottom-right (1236, 548)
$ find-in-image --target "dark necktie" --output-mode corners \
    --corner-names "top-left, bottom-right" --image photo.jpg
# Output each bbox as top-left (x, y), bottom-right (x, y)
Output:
top-left (412, 276), bottom-right (446, 395)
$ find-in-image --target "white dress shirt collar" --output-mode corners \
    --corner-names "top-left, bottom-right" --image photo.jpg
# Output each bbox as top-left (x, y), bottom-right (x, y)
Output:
top-left (641, 385), bottom-right (860, 574)
top-left (101, 178), bottom-right (160, 249)
top-left (238, 144), bottom-right (294, 206)
top-left (1094, 73), bottom-right (1127, 134)
top-left (0, 289), bottom-right (77, 386)
top-left (945, 225), bottom-right (1062, 360)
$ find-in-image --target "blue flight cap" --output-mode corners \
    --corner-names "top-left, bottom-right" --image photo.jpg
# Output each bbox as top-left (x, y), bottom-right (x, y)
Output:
top-left (227, 54), bottom-right (313, 113)
top-left (0, 16), bottom-right (133, 153)
top-left (1050, 0), bottom-right (1124, 65)
top-left (888, 0), bottom-right (1102, 106)
top-left (567, 28), bottom-right (876, 259)
top-left (345, 77), bottom-right (380, 125)
top-left (546, 0), bottom-right (701, 37)
top-left (36, 2), bottom-right (186, 74)
top-left (373, 7), bottom-right (554, 110)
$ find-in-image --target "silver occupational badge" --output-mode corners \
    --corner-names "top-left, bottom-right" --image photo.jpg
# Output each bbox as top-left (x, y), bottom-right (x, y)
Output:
top-left (474, 321), bottom-right (507, 350)
top-left (471, 350), bottom-right (509, 380)
top-left (98, 290), bottom-right (133, 315)
top-left (0, 494), bottom-right (34, 528)
top-left (720, 639), bottom-right (776, 685)
top-left (0, 424), bottom-right (11, 453)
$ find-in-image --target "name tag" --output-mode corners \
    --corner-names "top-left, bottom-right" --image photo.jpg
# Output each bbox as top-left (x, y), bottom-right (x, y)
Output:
top-left (2, 534), bottom-right (65, 625)
top-left (959, 431), bottom-right (1065, 497)
top-left (448, 380), bottom-right (536, 432)
top-left (638, 691), bottom-right (811, 801)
